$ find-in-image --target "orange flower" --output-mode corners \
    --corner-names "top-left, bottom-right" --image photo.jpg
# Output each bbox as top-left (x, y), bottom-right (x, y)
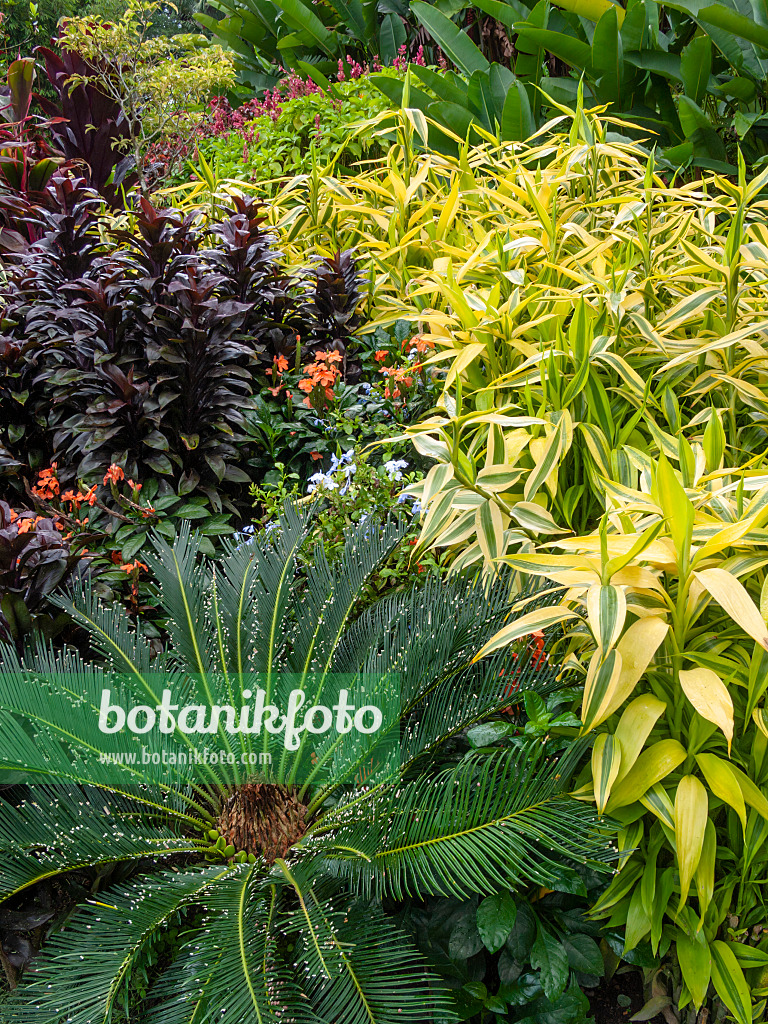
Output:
top-left (310, 451), bottom-right (322, 461)
top-left (274, 354), bottom-right (289, 373)
top-left (141, 505), bottom-right (156, 518)
top-left (82, 485), bottom-right (98, 506)
top-left (103, 464), bottom-right (125, 485)
top-left (32, 463), bottom-right (60, 500)
top-left (121, 560), bottom-right (148, 574)
top-left (374, 350), bottom-right (388, 363)
top-left (126, 479), bottom-right (142, 492)
top-left (60, 489), bottom-right (79, 506)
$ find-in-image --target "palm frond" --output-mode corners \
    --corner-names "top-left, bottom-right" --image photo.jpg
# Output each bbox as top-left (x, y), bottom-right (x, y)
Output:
top-left (1, 866), bottom-right (234, 1024)
top-left (306, 744), bottom-right (615, 900)
top-left (0, 788), bottom-right (202, 903)
top-left (145, 866), bottom-right (308, 1024)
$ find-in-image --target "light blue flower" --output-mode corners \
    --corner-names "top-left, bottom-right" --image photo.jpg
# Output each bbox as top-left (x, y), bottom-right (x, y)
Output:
top-left (307, 471), bottom-right (338, 494)
top-left (384, 458), bottom-right (408, 481)
top-left (397, 492), bottom-right (421, 516)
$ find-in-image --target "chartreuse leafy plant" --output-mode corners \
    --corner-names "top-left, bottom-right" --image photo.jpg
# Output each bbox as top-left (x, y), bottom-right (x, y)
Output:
top-left (0, 504), bottom-right (614, 1022)
top-left (291, 106), bottom-right (768, 575)
top-left (475, 453), bottom-right (768, 1023)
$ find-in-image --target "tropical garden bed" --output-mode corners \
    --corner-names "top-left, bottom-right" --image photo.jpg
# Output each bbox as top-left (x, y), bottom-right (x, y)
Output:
top-left (2, 0), bottom-right (768, 1021)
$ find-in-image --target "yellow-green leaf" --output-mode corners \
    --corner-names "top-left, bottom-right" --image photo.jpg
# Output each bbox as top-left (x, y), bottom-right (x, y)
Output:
top-left (677, 929), bottom-right (711, 1009)
top-left (696, 753), bottom-right (747, 833)
top-left (607, 739), bottom-right (687, 811)
top-left (695, 818), bottom-right (716, 920)
top-left (679, 667), bottom-right (734, 754)
top-left (675, 775), bottom-right (708, 906)
top-left (614, 694), bottom-right (667, 785)
top-left (656, 455), bottom-right (693, 564)
top-left (694, 567), bottom-right (768, 651)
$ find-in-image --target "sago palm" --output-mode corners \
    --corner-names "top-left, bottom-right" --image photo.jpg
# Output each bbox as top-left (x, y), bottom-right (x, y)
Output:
top-left (0, 505), bottom-right (614, 1023)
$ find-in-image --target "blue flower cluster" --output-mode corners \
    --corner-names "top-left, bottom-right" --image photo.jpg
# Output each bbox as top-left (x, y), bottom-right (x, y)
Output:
top-left (307, 450), bottom-right (357, 495)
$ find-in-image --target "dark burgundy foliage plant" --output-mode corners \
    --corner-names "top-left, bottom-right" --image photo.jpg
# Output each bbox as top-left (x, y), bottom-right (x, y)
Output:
top-left (0, 503), bottom-right (86, 648)
top-left (305, 249), bottom-right (363, 379)
top-left (35, 47), bottom-right (137, 206)
top-left (0, 183), bottom-right (364, 515)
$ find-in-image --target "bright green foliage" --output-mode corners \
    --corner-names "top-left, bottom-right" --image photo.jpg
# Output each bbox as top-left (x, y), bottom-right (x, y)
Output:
top-left (191, 74), bottom-right (393, 188)
top-left (387, 0), bottom-right (768, 169)
top-left (196, 0), bottom-right (409, 90)
top-left (60, 0), bottom-right (235, 188)
top-left (0, 504), bottom-right (614, 1022)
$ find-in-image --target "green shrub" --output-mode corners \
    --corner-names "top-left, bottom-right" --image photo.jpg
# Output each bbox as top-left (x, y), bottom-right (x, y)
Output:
top-left (188, 71), bottom-right (395, 189)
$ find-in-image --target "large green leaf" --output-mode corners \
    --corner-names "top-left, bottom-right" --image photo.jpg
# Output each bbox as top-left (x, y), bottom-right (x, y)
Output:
top-left (412, 65), bottom-right (470, 106)
top-left (681, 33), bottom-right (713, 103)
top-left (501, 81), bottom-right (536, 140)
top-left (591, 5), bottom-right (623, 103)
top-left (665, 0), bottom-right (768, 51)
top-left (411, 0), bottom-right (491, 76)
top-left (272, 0), bottom-right (338, 54)
top-left (514, 24), bottom-right (593, 74)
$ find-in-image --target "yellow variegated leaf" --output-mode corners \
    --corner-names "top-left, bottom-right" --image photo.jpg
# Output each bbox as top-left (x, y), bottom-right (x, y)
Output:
top-left (473, 605), bottom-right (581, 661)
top-left (694, 567), bottom-right (768, 651)
top-left (614, 695), bottom-right (667, 785)
top-left (675, 775), bottom-right (708, 906)
top-left (592, 734), bottom-right (621, 815)
top-left (582, 648), bottom-right (623, 734)
top-left (752, 706), bottom-right (768, 740)
top-left (586, 584), bottom-right (627, 652)
top-left (475, 500), bottom-right (507, 570)
top-left (475, 465), bottom-right (524, 492)
top-left (421, 461), bottom-right (455, 506)
top-left (679, 667), bottom-right (734, 753)
top-left (594, 617), bottom-right (669, 724)
top-left (710, 941), bottom-right (752, 1024)
top-left (524, 411), bottom-right (572, 501)
top-left (639, 783), bottom-right (675, 829)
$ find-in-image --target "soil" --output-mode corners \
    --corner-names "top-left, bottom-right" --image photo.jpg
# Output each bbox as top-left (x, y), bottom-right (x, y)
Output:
top-left (588, 969), bottom-right (661, 1024)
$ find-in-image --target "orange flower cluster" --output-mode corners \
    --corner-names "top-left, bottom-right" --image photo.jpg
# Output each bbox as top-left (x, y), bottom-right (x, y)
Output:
top-left (379, 364), bottom-right (415, 401)
top-left (298, 350), bottom-right (342, 407)
top-left (406, 334), bottom-right (434, 355)
top-left (15, 514), bottom-right (45, 535)
top-left (103, 464), bottom-right (125, 485)
top-left (121, 560), bottom-right (148, 574)
top-left (265, 353), bottom-right (290, 397)
top-left (60, 485), bottom-right (98, 510)
top-left (32, 464), bottom-right (59, 500)
top-left (500, 630), bottom-right (547, 715)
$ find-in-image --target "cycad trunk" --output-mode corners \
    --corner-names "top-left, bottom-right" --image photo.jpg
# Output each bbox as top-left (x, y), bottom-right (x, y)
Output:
top-left (218, 783), bottom-right (308, 863)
